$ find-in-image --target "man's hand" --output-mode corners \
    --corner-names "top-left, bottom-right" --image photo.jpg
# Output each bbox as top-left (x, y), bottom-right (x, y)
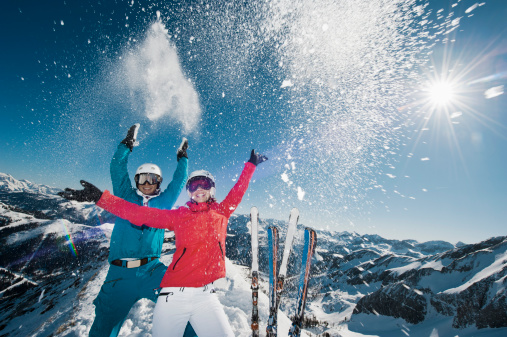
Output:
top-left (177, 137), bottom-right (189, 161)
top-left (120, 124), bottom-right (140, 152)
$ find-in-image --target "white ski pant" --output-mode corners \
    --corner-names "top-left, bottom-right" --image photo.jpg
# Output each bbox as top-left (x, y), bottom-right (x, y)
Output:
top-left (152, 284), bottom-right (234, 337)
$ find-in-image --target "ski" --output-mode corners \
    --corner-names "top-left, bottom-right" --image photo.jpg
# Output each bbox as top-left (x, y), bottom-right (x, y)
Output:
top-left (250, 207), bottom-right (260, 337)
top-left (267, 208), bottom-right (299, 337)
top-left (178, 137), bottom-right (188, 153)
top-left (266, 225), bottom-right (279, 337)
top-left (289, 227), bottom-right (317, 337)
top-left (132, 123), bottom-right (140, 147)
top-left (274, 208), bottom-right (299, 333)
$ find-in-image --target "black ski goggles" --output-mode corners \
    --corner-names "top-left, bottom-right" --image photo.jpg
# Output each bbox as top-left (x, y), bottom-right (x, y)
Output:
top-left (135, 173), bottom-right (162, 185)
top-left (187, 178), bottom-right (214, 192)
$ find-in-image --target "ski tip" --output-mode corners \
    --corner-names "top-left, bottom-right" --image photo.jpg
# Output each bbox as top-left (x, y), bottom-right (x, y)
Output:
top-left (250, 206), bottom-right (258, 215)
top-left (268, 225), bottom-right (279, 236)
top-left (179, 137), bottom-right (188, 148)
top-left (132, 123), bottom-right (140, 147)
top-left (290, 208), bottom-right (300, 224)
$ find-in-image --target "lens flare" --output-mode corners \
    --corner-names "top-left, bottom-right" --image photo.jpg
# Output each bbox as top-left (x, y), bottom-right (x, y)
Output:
top-left (61, 220), bottom-right (78, 257)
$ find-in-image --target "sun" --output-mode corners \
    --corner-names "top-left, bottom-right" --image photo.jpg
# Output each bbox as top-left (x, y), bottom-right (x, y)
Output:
top-left (426, 80), bottom-right (456, 107)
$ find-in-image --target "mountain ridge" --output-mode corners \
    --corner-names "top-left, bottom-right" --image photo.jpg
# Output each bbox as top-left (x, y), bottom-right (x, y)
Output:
top-left (0, 172), bottom-right (506, 336)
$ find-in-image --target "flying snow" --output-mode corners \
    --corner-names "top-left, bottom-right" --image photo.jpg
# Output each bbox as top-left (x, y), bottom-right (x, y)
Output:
top-left (224, 0), bottom-right (447, 214)
top-left (484, 85), bottom-right (504, 99)
top-left (450, 111), bottom-right (462, 119)
top-left (281, 79), bottom-right (294, 88)
top-left (297, 186), bottom-right (305, 201)
top-left (121, 20), bottom-right (201, 132)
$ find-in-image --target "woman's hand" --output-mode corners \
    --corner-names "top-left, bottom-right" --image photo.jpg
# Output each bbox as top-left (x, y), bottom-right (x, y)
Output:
top-left (58, 180), bottom-right (103, 203)
top-left (248, 149), bottom-right (268, 166)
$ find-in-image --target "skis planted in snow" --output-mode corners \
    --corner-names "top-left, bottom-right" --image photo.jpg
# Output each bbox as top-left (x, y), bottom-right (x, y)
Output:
top-left (266, 225), bottom-right (279, 337)
top-left (289, 227), bottom-right (317, 337)
top-left (275, 208), bottom-right (299, 329)
top-left (250, 207), bottom-right (260, 337)
top-left (267, 208), bottom-right (299, 337)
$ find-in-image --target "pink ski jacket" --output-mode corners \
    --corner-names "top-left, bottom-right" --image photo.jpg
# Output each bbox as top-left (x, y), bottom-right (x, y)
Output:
top-left (97, 162), bottom-right (256, 287)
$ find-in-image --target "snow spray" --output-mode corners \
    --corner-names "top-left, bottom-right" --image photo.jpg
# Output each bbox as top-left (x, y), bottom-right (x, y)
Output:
top-left (122, 17), bottom-right (201, 132)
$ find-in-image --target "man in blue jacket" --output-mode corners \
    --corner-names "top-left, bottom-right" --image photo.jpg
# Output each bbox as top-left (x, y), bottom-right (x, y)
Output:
top-left (89, 124), bottom-right (196, 337)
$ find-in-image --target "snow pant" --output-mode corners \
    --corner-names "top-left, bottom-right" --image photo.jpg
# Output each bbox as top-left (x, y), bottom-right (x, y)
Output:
top-left (89, 259), bottom-right (197, 337)
top-left (152, 284), bottom-right (234, 337)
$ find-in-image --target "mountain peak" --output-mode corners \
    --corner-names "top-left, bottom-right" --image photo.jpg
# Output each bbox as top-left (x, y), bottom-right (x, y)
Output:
top-left (0, 172), bottom-right (61, 195)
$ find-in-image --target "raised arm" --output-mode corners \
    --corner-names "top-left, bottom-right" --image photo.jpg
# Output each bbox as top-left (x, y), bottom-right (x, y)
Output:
top-left (110, 124), bottom-right (139, 197)
top-left (219, 149), bottom-right (268, 218)
top-left (159, 138), bottom-right (189, 208)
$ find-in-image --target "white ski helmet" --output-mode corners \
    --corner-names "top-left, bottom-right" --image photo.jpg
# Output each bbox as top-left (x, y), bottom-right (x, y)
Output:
top-left (186, 170), bottom-right (216, 198)
top-left (135, 163), bottom-right (163, 185)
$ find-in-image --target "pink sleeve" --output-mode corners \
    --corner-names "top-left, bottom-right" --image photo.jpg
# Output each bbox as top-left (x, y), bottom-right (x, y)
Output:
top-left (96, 190), bottom-right (176, 230)
top-left (218, 162), bottom-right (256, 218)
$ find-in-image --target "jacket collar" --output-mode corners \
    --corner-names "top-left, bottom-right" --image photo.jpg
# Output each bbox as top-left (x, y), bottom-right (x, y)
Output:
top-left (136, 189), bottom-right (161, 206)
top-left (186, 200), bottom-right (215, 212)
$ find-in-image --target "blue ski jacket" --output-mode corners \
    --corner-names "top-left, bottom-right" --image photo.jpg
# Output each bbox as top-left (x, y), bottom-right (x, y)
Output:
top-left (107, 143), bottom-right (188, 262)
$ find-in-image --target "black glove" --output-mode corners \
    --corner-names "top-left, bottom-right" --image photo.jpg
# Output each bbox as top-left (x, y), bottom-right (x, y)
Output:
top-left (248, 149), bottom-right (268, 166)
top-left (177, 137), bottom-right (189, 161)
top-left (58, 180), bottom-right (103, 203)
top-left (120, 124), bottom-right (140, 152)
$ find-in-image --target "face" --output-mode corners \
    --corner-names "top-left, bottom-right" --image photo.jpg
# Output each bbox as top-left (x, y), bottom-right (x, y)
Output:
top-left (189, 187), bottom-right (211, 203)
top-left (137, 181), bottom-right (158, 195)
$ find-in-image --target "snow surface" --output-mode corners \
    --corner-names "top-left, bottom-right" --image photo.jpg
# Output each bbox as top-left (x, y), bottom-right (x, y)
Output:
top-left (443, 248), bottom-right (507, 295)
top-left (1, 175), bottom-right (507, 336)
top-left (33, 242), bottom-right (311, 337)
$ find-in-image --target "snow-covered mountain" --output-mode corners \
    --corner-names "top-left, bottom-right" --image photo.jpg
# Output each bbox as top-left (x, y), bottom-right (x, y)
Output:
top-left (0, 173), bottom-right (61, 195)
top-left (0, 173), bottom-right (115, 225)
top-left (0, 172), bottom-right (506, 337)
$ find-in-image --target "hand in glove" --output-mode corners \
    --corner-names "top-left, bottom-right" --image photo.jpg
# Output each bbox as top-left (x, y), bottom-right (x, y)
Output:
top-left (248, 149), bottom-right (268, 166)
top-left (58, 180), bottom-right (103, 203)
top-left (177, 137), bottom-right (189, 161)
top-left (120, 123), bottom-right (140, 152)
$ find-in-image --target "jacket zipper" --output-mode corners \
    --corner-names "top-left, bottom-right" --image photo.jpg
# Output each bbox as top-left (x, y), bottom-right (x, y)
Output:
top-left (218, 242), bottom-right (225, 260)
top-left (172, 248), bottom-right (187, 270)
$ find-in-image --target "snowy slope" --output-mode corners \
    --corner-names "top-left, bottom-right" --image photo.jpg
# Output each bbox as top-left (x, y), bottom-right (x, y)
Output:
top-left (1, 172), bottom-right (506, 337)
top-left (0, 217), bottom-right (305, 337)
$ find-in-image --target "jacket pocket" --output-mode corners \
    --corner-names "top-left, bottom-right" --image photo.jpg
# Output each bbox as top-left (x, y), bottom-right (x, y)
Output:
top-left (103, 278), bottom-right (122, 288)
top-left (149, 262), bottom-right (164, 276)
top-left (172, 248), bottom-right (187, 270)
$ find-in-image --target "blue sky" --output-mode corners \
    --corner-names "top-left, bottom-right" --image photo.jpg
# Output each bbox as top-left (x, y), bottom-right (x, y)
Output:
top-left (1, 0), bottom-right (506, 244)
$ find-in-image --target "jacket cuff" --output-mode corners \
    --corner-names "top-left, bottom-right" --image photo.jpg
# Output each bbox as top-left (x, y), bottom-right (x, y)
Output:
top-left (245, 161), bottom-right (256, 172)
top-left (97, 190), bottom-right (113, 209)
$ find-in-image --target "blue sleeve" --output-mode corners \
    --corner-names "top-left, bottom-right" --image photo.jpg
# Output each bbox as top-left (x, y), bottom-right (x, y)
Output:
top-left (110, 143), bottom-right (136, 199)
top-left (158, 156), bottom-right (188, 209)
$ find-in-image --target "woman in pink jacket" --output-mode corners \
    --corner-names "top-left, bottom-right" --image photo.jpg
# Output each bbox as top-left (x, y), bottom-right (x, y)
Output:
top-left (59, 150), bottom-right (267, 337)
